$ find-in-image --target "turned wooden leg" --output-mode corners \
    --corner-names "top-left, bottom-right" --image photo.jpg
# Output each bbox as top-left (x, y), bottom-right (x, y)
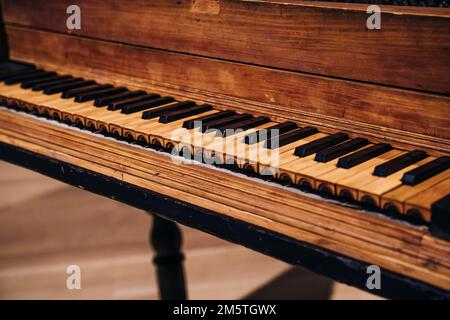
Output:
top-left (150, 214), bottom-right (187, 300)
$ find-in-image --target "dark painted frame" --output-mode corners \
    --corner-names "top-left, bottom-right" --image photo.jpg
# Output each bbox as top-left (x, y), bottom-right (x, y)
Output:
top-left (0, 142), bottom-right (448, 300)
top-left (0, 1), bottom-right (8, 62)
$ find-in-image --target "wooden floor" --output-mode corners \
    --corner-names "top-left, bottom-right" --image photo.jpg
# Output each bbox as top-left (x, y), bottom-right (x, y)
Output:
top-left (0, 160), bottom-right (380, 299)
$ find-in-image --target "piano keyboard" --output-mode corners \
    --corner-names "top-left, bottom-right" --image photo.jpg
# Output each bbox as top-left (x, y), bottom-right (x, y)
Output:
top-left (1, 64), bottom-right (449, 225)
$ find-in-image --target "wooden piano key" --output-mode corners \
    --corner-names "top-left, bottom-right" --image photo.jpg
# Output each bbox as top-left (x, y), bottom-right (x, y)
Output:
top-left (404, 178), bottom-right (450, 223)
top-left (381, 169), bottom-right (450, 216)
top-left (63, 100), bottom-right (122, 123)
top-left (99, 112), bottom-right (156, 135)
top-left (38, 97), bottom-right (93, 120)
top-left (107, 93), bottom-right (160, 111)
top-left (401, 156), bottom-right (450, 185)
top-left (293, 143), bottom-right (372, 189)
top-left (201, 113), bottom-right (253, 133)
top-left (201, 122), bottom-right (278, 164)
top-left (357, 157), bottom-right (435, 207)
top-left (294, 132), bottom-right (348, 157)
top-left (57, 101), bottom-right (98, 122)
top-left (96, 101), bottom-right (177, 125)
top-left (264, 127), bottom-right (318, 149)
top-left (79, 100), bottom-right (160, 130)
top-left (142, 101), bottom-right (196, 119)
top-left (0, 83), bottom-right (34, 98)
top-left (144, 110), bottom-right (219, 146)
top-left (373, 150), bottom-right (428, 177)
top-left (0, 66), bottom-right (37, 81)
top-left (165, 123), bottom-right (220, 154)
top-left (182, 110), bottom-right (236, 130)
top-left (43, 80), bottom-right (97, 95)
top-left (121, 96), bottom-right (175, 114)
top-left (77, 106), bottom-right (129, 129)
top-left (314, 149), bottom-right (403, 195)
top-left (94, 90), bottom-right (147, 107)
top-left (74, 86), bottom-right (127, 103)
top-left (273, 136), bottom-right (358, 184)
top-left (158, 104), bottom-right (212, 123)
top-left (62, 84), bottom-right (113, 99)
top-left (336, 143), bottom-right (393, 169)
top-left (315, 138), bottom-right (369, 163)
top-left (124, 110), bottom-right (218, 145)
top-left (295, 158), bottom-right (342, 189)
top-left (101, 100), bottom-right (185, 129)
top-left (0, 85), bottom-right (54, 111)
top-left (4, 69), bottom-right (49, 85)
top-left (32, 77), bottom-right (81, 91)
top-left (335, 150), bottom-right (408, 201)
top-left (430, 194), bottom-right (450, 241)
top-left (21, 74), bottom-right (68, 89)
top-left (244, 121), bottom-right (297, 145)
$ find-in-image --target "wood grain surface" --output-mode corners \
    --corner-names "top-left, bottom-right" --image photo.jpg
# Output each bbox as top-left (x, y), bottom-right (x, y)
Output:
top-left (2, 0), bottom-right (450, 93)
top-left (0, 108), bottom-right (448, 291)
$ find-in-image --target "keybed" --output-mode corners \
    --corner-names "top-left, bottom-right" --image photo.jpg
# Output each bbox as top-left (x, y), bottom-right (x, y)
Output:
top-left (0, 64), bottom-right (448, 225)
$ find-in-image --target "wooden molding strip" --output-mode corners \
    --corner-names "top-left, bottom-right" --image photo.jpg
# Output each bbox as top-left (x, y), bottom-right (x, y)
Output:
top-left (0, 108), bottom-right (449, 290)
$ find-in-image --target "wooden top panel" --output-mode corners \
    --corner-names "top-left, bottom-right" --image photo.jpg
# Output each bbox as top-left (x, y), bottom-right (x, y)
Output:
top-left (2, 0), bottom-right (450, 93)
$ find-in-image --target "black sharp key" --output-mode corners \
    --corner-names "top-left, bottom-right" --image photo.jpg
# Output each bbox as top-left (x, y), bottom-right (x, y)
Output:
top-left (142, 101), bottom-right (195, 119)
top-left (217, 116), bottom-right (270, 137)
top-left (21, 75), bottom-right (71, 89)
top-left (294, 132), bottom-right (348, 157)
top-left (122, 96), bottom-right (175, 114)
top-left (182, 110), bottom-right (236, 130)
top-left (5, 70), bottom-right (56, 85)
top-left (74, 87), bottom-right (127, 103)
top-left (43, 80), bottom-right (96, 95)
top-left (159, 104), bottom-right (213, 123)
top-left (107, 94), bottom-right (160, 111)
top-left (337, 143), bottom-right (393, 169)
top-left (244, 121), bottom-right (297, 145)
top-left (202, 113), bottom-right (252, 133)
top-left (0, 63), bottom-right (36, 81)
top-left (62, 84), bottom-right (112, 99)
top-left (265, 127), bottom-right (318, 149)
top-left (32, 77), bottom-right (81, 91)
top-left (94, 90), bottom-right (146, 107)
top-left (315, 138), bottom-right (369, 163)
top-left (373, 150), bottom-right (428, 177)
top-left (401, 156), bottom-right (450, 186)
top-left (1, 68), bottom-right (42, 82)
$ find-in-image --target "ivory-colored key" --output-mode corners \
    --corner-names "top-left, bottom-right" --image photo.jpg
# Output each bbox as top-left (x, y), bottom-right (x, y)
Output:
top-left (381, 169), bottom-right (450, 215)
top-left (247, 133), bottom-right (328, 175)
top-left (356, 157), bottom-right (435, 206)
top-left (404, 178), bottom-right (450, 222)
top-left (335, 151), bottom-right (408, 201)
top-left (292, 144), bottom-right (372, 188)
top-left (201, 122), bottom-right (277, 164)
top-left (142, 110), bottom-right (220, 146)
top-left (314, 149), bottom-right (403, 195)
top-left (104, 101), bottom-right (193, 134)
top-left (256, 133), bottom-right (330, 179)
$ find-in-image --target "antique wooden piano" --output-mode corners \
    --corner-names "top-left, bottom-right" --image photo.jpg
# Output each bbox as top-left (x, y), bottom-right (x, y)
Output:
top-left (0, 0), bottom-right (449, 299)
